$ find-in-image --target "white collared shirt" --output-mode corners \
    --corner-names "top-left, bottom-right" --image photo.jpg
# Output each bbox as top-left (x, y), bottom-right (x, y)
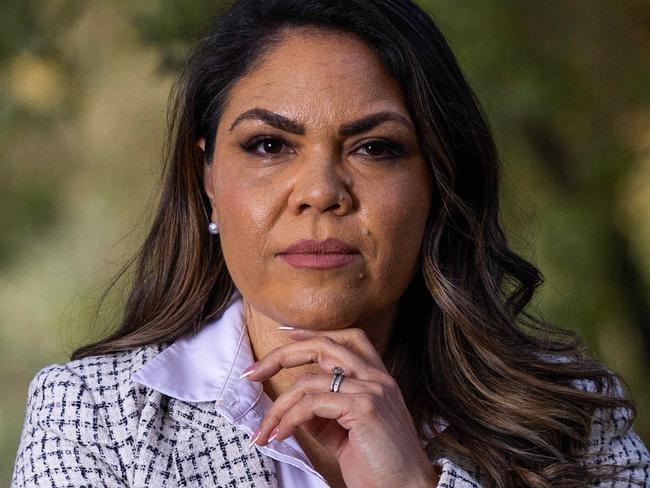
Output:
top-left (131, 290), bottom-right (448, 487)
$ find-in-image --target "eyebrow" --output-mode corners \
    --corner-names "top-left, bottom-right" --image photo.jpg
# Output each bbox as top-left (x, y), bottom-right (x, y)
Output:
top-left (228, 107), bottom-right (414, 136)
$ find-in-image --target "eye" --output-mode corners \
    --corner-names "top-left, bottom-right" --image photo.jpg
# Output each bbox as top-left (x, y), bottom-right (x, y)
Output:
top-left (240, 136), bottom-right (290, 156)
top-left (355, 139), bottom-right (404, 160)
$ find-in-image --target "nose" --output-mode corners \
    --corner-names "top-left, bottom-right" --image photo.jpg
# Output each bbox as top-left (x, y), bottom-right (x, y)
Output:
top-left (287, 152), bottom-right (353, 216)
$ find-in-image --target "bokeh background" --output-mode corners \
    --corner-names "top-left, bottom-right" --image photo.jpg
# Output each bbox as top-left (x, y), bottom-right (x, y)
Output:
top-left (1, 0), bottom-right (649, 483)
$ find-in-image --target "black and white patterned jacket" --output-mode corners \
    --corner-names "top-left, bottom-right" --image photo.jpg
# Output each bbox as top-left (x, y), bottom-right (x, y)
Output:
top-left (11, 342), bottom-right (650, 487)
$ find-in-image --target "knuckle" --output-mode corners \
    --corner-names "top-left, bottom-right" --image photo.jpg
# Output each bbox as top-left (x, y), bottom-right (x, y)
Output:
top-left (367, 381), bottom-right (391, 401)
top-left (352, 328), bottom-right (368, 342)
top-left (266, 412), bottom-right (282, 425)
top-left (312, 391), bottom-right (329, 405)
top-left (367, 382), bottom-right (385, 399)
top-left (358, 394), bottom-right (379, 415)
top-left (376, 382), bottom-right (391, 399)
top-left (382, 374), bottom-right (399, 391)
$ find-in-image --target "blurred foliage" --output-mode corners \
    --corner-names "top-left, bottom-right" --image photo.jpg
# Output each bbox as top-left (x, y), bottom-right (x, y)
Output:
top-left (133, 0), bottom-right (228, 72)
top-left (1, 0), bottom-right (649, 484)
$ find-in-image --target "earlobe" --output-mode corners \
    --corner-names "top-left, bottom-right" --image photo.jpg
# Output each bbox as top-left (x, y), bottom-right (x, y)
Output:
top-left (198, 137), bottom-right (206, 152)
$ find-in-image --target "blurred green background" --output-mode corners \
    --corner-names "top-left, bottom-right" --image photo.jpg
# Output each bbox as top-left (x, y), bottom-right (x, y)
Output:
top-left (1, 0), bottom-right (649, 483)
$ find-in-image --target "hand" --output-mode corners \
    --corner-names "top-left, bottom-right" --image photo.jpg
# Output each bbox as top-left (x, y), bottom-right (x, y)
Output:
top-left (242, 326), bottom-right (440, 488)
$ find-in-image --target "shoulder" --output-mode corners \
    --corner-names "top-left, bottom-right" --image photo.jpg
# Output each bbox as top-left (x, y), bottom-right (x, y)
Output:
top-left (24, 343), bottom-right (169, 445)
top-left (552, 359), bottom-right (649, 470)
top-left (572, 373), bottom-right (639, 450)
top-left (538, 353), bottom-right (627, 398)
top-left (539, 354), bottom-right (635, 430)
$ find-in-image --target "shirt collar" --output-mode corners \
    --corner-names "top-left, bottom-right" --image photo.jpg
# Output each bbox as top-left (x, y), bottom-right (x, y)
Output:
top-left (131, 289), bottom-right (263, 421)
top-left (131, 290), bottom-right (449, 436)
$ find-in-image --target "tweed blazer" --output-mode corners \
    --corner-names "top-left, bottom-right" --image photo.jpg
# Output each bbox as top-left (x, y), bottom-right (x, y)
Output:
top-left (11, 340), bottom-right (650, 487)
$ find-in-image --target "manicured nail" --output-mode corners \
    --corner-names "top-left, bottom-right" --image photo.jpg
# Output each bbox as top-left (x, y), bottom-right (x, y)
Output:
top-left (277, 325), bottom-right (295, 330)
top-left (247, 428), bottom-right (261, 450)
top-left (268, 426), bottom-right (280, 442)
top-left (239, 362), bottom-right (259, 379)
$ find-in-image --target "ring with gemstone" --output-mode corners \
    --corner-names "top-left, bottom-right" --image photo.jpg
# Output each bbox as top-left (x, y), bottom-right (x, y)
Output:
top-left (330, 366), bottom-right (345, 393)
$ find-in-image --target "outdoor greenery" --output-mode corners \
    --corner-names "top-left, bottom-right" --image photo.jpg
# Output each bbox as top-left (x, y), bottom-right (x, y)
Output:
top-left (1, 1), bottom-right (648, 483)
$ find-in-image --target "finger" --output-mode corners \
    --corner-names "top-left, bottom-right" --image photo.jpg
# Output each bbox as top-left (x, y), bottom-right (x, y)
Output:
top-left (256, 372), bottom-right (386, 444)
top-left (283, 327), bottom-right (387, 372)
top-left (266, 391), bottom-right (386, 444)
top-left (241, 336), bottom-right (382, 383)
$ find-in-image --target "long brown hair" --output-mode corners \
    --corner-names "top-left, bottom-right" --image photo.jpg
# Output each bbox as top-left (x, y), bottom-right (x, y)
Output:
top-left (71, 0), bottom-right (642, 485)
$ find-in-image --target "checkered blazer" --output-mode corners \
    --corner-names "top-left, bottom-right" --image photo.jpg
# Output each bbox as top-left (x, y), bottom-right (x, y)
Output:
top-left (11, 342), bottom-right (650, 487)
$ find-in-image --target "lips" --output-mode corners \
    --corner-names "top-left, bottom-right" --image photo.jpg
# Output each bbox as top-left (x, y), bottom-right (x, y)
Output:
top-left (278, 238), bottom-right (360, 270)
top-left (279, 237), bottom-right (358, 255)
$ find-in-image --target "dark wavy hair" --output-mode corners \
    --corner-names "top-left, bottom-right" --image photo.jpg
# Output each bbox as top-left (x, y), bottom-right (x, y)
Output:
top-left (71, 0), bottom-right (641, 485)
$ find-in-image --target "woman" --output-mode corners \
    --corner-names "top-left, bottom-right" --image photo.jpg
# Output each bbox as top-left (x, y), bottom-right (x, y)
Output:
top-left (11, 0), bottom-right (650, 487)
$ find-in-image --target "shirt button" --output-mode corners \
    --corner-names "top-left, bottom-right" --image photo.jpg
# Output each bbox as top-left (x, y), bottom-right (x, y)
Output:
top-left (217, 394), bottom-right (240, 408)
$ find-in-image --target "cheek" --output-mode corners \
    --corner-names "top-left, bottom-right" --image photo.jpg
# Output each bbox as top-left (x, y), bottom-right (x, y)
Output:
top-left (214, 176), bottom-right (278, 280)
top-left (216, 174), bottom-right (276, 233)
top-left (366, 173), bottom-right (431, 275)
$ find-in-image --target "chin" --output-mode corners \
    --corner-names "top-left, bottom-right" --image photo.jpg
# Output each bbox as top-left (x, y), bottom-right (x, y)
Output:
top-left (262, 291), bottom-right (367, 329)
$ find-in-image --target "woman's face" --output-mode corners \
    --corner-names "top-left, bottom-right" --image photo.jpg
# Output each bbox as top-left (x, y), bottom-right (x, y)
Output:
top-left (202, 28), bottom-right (433, 330)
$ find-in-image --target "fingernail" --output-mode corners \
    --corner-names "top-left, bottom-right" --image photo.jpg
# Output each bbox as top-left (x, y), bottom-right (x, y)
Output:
top-left (239, 362), bottom-right (259, 379)
top-left (247, 428), bottom-right (261, 450)
top-left (268, 426), bottom-right (280, 442)
top-left (277, 325), bottom-right (294, 330)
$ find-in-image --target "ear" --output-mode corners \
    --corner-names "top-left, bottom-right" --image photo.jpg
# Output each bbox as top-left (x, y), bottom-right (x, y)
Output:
top-left (200, 138), bottom-right (215, 206)
top-left (203, 163), bottom-right (215, 206)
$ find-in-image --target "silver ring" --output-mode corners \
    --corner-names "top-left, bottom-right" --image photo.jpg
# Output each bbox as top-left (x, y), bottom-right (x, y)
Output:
top-left (330, 366), bottom-right (345, 393)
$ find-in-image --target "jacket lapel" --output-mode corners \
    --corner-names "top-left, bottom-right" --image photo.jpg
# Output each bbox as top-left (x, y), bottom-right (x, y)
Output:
top-left (169, 397), bottom-right (278, 487)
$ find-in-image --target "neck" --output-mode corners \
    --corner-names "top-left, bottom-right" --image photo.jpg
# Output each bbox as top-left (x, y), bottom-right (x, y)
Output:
top-left (243, 298), bottom-right (398, 402)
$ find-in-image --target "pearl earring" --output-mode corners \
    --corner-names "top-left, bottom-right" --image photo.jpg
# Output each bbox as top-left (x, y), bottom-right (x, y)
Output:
top-left (208, 221), bottom-right (219, 234)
